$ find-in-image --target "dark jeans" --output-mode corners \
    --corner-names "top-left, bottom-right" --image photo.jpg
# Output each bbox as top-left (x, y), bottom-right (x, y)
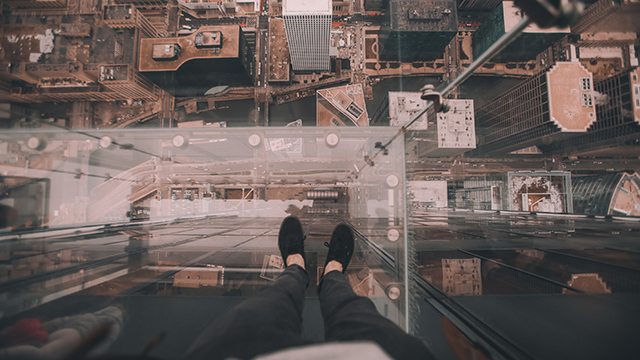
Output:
top-left (186, 265), bottom-right (433, 360)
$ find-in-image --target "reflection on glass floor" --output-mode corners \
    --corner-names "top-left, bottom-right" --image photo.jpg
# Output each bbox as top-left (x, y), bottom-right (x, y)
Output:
top-left (1, 210), bottom-right (639, 359)
top-left (412, 210), bottom-right (640, 295)
top-left (0, 210), bottom-right (408, 358)
top-left (1, 126), bottom-right (639, 359)
top-left (0, 211), bottom-right (407, 313)
top-left (409, 209), bottom-right (640, 360)
top-left (0, 127), bottom-right (410, 357)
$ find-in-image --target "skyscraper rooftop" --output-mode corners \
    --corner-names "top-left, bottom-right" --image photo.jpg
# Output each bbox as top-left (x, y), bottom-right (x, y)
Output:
top-left (283, 0), bottom-right (332, 72)
top-left (378, 0), bottom-right (458, 62)
top-left (282, 0), bottom-right (330, 14)
top-left (474, 61), bottom-right (597, 155)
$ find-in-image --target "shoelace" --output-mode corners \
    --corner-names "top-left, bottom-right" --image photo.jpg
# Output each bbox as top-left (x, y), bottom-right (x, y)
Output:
top-left (324, 241), bottom-right (347, 252)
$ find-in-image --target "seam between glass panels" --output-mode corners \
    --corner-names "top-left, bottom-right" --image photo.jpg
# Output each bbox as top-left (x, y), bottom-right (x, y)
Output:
top-left (401, 129), bottom-right (410, 332)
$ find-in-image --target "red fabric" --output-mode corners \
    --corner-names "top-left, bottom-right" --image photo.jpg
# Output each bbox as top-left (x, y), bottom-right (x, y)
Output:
top-left (9, 319), bottom-right (50, 345)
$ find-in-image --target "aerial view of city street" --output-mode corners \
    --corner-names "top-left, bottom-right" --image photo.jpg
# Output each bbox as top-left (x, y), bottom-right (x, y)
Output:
top-left (1, 0), bottom-right (640, 359)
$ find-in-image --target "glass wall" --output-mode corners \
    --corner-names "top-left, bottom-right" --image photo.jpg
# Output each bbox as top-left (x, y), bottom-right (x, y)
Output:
top-left (1, 0), bottom-right (640, 359)
top-left (0, 127), bottom-right (413, 357)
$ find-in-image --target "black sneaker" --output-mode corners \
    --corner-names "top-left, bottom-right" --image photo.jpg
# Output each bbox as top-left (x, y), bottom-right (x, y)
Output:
top-left (278, 216), bottom-right (306, 266)
top-left (323, 224), bottom-right (354, 273)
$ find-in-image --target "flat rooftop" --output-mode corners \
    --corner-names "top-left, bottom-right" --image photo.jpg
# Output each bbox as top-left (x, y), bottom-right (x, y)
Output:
top-left (139, 25), bottom-right (240, 72)
top-left (436, 99), bottom-right (476, 149)
top-left (0, 21), bottom-right (133, 66)
top-left (268, 19), bottom-right (290, 83)
top-left (282, 0), bottom-right (331, 15)
top-left (317, 84), bottom-right (369, 126)
top-left (388, 0), bottom-right (457, 32)
top-left (389, 92), bottom-right (429, 130)
top-left (547, 62), bottom-right (596, 131)
top-left (104, 4), bottom-right (134, 20)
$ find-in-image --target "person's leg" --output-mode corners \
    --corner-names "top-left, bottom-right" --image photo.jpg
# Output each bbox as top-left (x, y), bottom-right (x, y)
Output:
top-left (318, 224), bottom-right (435, 360)
top-left (318, 271), bottom-right (434, 360)
top-left (187, 216), bottom-right (311, 360)
top-left (187, 265), bottom-right (311, 360)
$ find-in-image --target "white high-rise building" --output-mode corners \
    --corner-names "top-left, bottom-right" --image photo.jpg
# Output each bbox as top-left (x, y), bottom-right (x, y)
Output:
top-left (283, 0), bottom-right (331, 72)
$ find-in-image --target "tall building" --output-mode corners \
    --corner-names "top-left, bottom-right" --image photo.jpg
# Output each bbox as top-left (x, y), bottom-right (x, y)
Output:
top-left (566, 0), bottom-right (640, 81)
top-left (378, 0), bottom-right (457, 62)
top-left (99, 65), bottom-right (159, 100)
top-left (534, 32), bottom-right (638, 82)
top-left (178, 0), bottom-right (259, 18)
top-left (138, 25), bottom-right (254, 96)
top-left (571, 0), bottom-right (640, 35)
top-left (389, 92), bottom-right (428, 130)
top-left (473, 1), bottom-right (569, 63)
top-left (104, 4), bottom-right (162, 39)
top-left (418, 99), bottom-right (476, 157)
top-left (283, 0), bottom-right (332, 72)
top-left (371, 91), bottom-right (431, 129)
top-left (474, 62), bottom-right (596, 156)
top-left (371, 92), bottom-right (476, 156)
top-left (540, 68), bottom-right (640, 156)
top-left (573, 172), bottom-right (640, 216)
top-left (574, 34), bottom-right (639, 80)
top-left (0, 19), bottom-right (157, 102)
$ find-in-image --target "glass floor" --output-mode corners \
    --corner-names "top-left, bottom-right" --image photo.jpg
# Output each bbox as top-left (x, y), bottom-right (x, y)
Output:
top-left (0, 127), bottom-right (413, 353)
top-left (1, 127), bottom-right (639, 359)
top-left (1, 1), bottom-right (640, 357)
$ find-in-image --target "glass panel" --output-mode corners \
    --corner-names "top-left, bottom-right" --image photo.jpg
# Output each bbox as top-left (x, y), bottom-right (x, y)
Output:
top-left (1, 0), bottom-right (640, 359)
top-left (409, 209), bottom-right (640, 359)
top-left (0, 128), bottom-right (410, 344)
